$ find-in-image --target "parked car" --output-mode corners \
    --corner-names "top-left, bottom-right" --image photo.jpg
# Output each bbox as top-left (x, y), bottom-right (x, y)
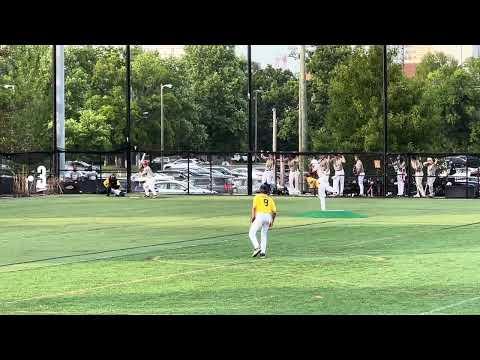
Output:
top-left (157, 170), bottom-right (189, 181)
top-left (63, 161), bottom-right (99, 180)
top-left (231, 153), bottom-right (248, 162)
top-left (131, 173), bottom-right (174, 183)
top-left (230, 167), bottom-right (264, 180)
top-left (211, 166), bottom-right (244, 178)
top-left (152, 156), bottom-right (170, 164)
top-left (64, 169), bottom-right (98, 181)
top-left (154, 180), bottom-right (216, 194)
top-left (163, 158), bottom-right (210, 170)
top-left (190, 175), bottom-right (236, 194)
top-left (0, 166), bottom-right (15, 195)
top-left (65, 160), bottom-right (100, 172)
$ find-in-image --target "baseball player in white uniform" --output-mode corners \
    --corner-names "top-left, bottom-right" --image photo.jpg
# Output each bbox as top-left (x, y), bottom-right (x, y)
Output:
top-left (313, 156), bottom-right (337, 211)
top-left (332, 154), bottom-right (346, 196)
top-left (423, 157), bottom-right (438, 197)
top-left (139, 160), bottom-right (158, 198)
top-left (354, 156), bottom-right (365, 196)
top-left (261, 159), bottom-right (275, 193)
top-left (411, 157), bottom-right (425, 197)
top-left (393, 156), bottom-right (406, 196)
top-left (288, 155), bottom-right (300, 195)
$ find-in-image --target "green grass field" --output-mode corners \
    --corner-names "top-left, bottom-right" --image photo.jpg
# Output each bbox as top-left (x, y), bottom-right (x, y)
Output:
top-left (1, 194), bottom-right (479, 314)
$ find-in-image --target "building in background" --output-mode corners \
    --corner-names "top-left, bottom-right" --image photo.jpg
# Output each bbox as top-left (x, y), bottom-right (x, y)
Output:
top-left (398, 45), bottom-right (480, 78)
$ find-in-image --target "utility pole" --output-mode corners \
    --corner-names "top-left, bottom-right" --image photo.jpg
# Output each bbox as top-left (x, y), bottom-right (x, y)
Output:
top-left (55, 45), bottom-right (65, 177)
top-left (272, 107), bottom-right (278, 188)
top-left (254, 89), bottom-right (263, 153)
top-left (272, 107), bottom-right (277, 152)
top-left (383, 45), bottom-right (388, 197)
top-left (161, 84), bottom-right (164, 169)
top-left (126, 45), bottom-right (132, 193)
top-left (247, 45), bottom-right (253, 195)
top-left (160, 83), bottom-right (173, 170)
top-left (298, 45), bottom-right (307, 193)
top-left (255, 91), bottom-right (258, 153)
top-left (52, 46), bottom-right (58, 179)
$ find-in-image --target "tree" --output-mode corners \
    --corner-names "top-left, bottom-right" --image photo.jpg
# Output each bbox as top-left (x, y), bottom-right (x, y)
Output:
top-left (64, 46), bottom-right (126, 151)
top-left (253, 65), bottom-right (298, 151)
top-left (183, 45), bottom-right (248, 151)
top-left (311, 46), bottom-right (385, 152)
top-left (130, 48), bottom-right (207, 151)
top-left (0, 45), bottom-right (52, 152)
top-left (306, 45), bottom-right (352, 147)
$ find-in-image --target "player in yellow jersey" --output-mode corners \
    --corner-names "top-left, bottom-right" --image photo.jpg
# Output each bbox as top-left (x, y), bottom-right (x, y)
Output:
top-left (249, 183), bottom-right (277, 258)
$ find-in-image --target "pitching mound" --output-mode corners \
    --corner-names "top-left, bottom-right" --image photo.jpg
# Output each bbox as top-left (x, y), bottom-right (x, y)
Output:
top-left (298, 210), bottom-right (367, 218)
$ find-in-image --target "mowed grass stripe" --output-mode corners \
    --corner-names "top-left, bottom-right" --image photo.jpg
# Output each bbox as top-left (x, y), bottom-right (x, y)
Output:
top-left (0, 220), bottom-right (337, 270)
top-left (1, 196), bottom-right (480, 314)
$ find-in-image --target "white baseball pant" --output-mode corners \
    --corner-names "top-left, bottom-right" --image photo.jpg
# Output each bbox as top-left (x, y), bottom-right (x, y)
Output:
top-left (249, 213), bottom-right (272, 254)
top-left (143, 179), bottom-right (157, 196)
top-left (397, 174), bottom-right (405, 196)
top-left (318, 175), bottom-right (336, 211)
top-left (358, 174), bottom-right (365, 195)
top-left (415, 173), bottom-right (425, 197)
top-left (333, 170), bottom-right (345, 195)
top-left (426, 176), bottom-right (435, 196)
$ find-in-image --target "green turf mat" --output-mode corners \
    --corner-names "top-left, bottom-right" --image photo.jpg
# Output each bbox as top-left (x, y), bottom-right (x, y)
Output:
top-left (298, 210), bottom-right (367, 218)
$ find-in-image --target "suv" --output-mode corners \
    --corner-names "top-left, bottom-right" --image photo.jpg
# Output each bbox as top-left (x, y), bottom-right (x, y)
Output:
top-left (190, 175), bottom-right (236, 194)
top-left (0, 166), bottom-right (15, 195)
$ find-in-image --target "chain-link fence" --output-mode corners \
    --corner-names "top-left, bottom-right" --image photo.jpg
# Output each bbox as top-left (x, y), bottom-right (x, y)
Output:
top-left (2, 150), bottom-right (480, 198)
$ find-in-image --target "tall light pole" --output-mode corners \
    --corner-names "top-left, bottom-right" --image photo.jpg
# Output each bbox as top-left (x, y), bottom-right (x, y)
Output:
top-left (254, 89), bottom-right (263, 154)
top-left (55, 45), bottom-right (65, 178)
top-left (272, 107), bottom-right (277, 152)
top-left (298, 45), bottom-right (307, 193)
top-left (160, 83), bottom-right (173, 169)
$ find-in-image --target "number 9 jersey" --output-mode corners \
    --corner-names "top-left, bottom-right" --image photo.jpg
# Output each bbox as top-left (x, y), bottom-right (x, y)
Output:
top-left (253, 193), bottom-right (277, 214)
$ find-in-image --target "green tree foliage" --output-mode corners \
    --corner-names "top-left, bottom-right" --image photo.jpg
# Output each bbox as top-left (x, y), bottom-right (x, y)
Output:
top-left (130, 48), bottom-right (207, 151)
top-left (253, 65), bottom-right (297, 151)
top-left (0, 45), bottom-right (52, 152)
top-left (183, 45), bottom-right (248, 151)
top-left (311, 46), bottom-right (385, 152)
top-left (2, 45), bottom-right (480, 156)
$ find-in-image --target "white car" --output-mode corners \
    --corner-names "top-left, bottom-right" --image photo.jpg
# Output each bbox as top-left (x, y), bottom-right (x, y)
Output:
top-left (231, 153), bottom-right (248, 162)
top-left (230, 167), bottom-right (263, 180)
top-left (163, 158), bottom-right (209, 170)
top-left (152, 157), bottom-right (170, 164)
top-left (154, 180), bottom-right (216, 194)
top-left (131, 173), bottom-right (174, 182)
top-left (65, 160), bottom-right (100, 171)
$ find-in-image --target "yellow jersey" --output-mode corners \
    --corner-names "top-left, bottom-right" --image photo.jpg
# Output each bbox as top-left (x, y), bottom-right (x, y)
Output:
top-left (252, 193), bottom-right (277, 214)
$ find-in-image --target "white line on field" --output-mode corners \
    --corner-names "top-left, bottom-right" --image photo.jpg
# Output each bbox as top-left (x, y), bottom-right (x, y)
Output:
top-left (3, 261), bottom-right (248, 305)
top-left (420, 295), bottom-right (480, 315)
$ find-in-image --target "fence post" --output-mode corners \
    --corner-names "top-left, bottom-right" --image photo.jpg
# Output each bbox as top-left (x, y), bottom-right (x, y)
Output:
top-left (247, 45), bottom-right (253, 196)
top-left (383, 45), bottom-right (388, 199)
top-left (99, 152), bottom-right (102, 194)
top-left (466, 155), bottom-right (469, 199)
top-left (475, 155), bottom-right (480, 196)
top-left (125, 45), bottom-right (132, 193)
top-left (209, 153), bottom-right (213, 193)
top-left (407, 154), bottom-right (411, 198)
top-left (187, 152), bottom-right (190, 195)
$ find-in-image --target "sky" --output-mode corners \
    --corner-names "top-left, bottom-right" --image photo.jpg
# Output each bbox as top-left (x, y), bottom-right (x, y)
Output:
top-left (141, 45), bottom-right (300, 73)
top-left (235, 45), bottom-right (300, 73)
